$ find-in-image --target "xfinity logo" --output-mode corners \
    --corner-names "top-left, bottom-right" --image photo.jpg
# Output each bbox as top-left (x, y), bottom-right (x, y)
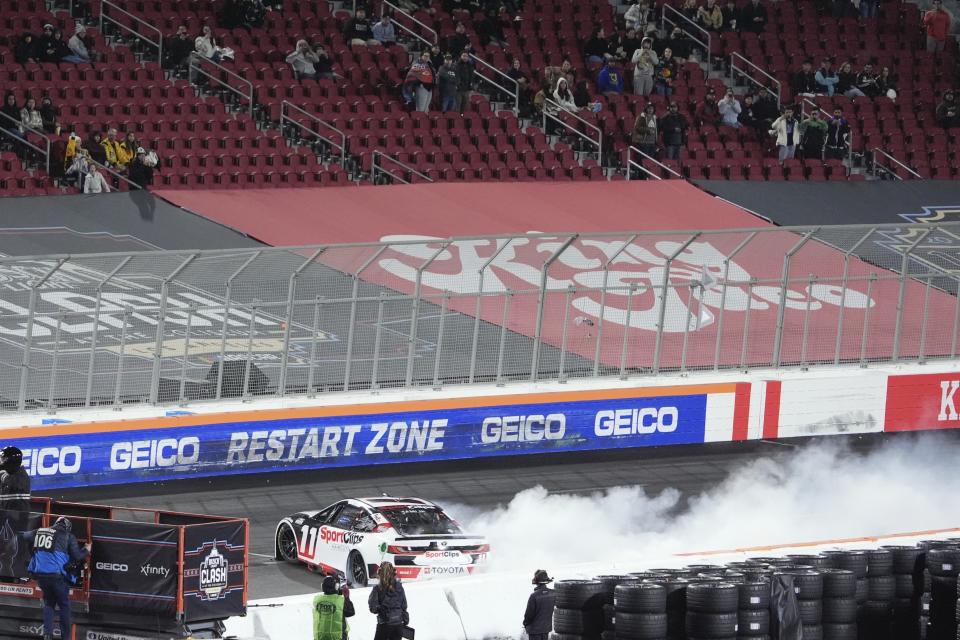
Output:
top-left (141, 563), bottom-right (170, 578)
top-left (95, 562), bottom-right (128, 572)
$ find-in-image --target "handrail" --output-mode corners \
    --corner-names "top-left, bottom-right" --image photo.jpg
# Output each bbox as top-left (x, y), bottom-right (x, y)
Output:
top-left (0, 111), bottom-right (51, 174)
top-left (87, 157), bottom-right (144, 191)
top-left (99, 0), bottom-right (163, 64)
top-left (626, 145), bottom-right (682, 180)
top-left (281, 101), bottom-right (347, 166)
top-left (469, 54), bottom-right (520, 114)
top-left (188, 56), bottom-right (255, 117)
top-left (800, 97), bottom-right (854, 167)
top-left (541, 98), bottom-right (603, 160)
top-left (871, 147), bottom-right (923, 180)
top-left (661, 5), bottom-right (712, 73)
top-left (381, 0), bottom-right (438, 46)
top-left (371, 150), bottom-right (434, 184)
top-left (730, 52), bottom-right (781, 109)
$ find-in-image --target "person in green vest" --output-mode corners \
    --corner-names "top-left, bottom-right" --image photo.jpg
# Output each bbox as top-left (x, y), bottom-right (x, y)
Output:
top-left (313, 575), bottom-right (356, 640)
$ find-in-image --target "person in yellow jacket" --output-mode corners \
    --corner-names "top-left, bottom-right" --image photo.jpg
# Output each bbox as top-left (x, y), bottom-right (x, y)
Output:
top-left (100, 128), bottom-right (127, 168)
top-left (116, 131), bottom-right (139, 167)
top-left (314, 575), bottom-right (355, 640)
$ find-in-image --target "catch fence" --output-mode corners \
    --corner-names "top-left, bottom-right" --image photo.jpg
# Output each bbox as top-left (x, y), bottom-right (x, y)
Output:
top-left (2, 222), bottom-right (959, 412)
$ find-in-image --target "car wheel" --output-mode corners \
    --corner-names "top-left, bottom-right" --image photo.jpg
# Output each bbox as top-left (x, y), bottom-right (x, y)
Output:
top-left (276, 524), bottom-right (299, 564)
top-left (347, 551), bottom-right (367, 587)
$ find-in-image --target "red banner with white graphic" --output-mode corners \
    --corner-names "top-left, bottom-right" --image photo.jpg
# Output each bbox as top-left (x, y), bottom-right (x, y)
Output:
top-left (885, 372), bottom-right (960, 432)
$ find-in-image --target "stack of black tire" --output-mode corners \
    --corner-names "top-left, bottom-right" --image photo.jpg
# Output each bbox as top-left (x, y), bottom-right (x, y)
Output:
top-left (926, 546), bottom-right (960, 640)
top-left (612, 582), bottom-right (668, 640)
top-left (685, 582), bottom-right (739, 640)
top-left (855, 548), bottom-right (895, 640)
top-left (553, 579), bottom-right (607, 640)
top-left (821, 569), bottom-right (858, 640)
top-left (776, 568), bottom-right (824, 640)
top-left (736, 579), bottom-right (770, 639)
top-left (882, 545), bottom-right (924, 640)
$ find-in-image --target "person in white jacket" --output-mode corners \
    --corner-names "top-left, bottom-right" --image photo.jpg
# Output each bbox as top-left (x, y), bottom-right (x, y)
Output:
top-left (286, 40), bottom-right (320, 79)
top-left (718, 90), bottom-right (741, 128)
top-left (631, 37), bottom-right (658, 96)
top-left (67, 25), bottom-right (92, 62)
top-left (769, 107), bottom-right (800, 163)
top-left (552, 77), bottom-right (579, 112)
top-left (83, 164), bottom-right (110, 193)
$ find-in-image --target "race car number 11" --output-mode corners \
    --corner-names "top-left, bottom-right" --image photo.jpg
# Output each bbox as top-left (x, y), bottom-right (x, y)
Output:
top-left (299, 525), bottom-right (320, 557)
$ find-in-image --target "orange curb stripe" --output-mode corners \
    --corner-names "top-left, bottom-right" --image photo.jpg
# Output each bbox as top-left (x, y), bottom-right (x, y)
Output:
top-left (674, 526), bottom-right (960, 557)
top-left (0, 383), bottom-right (737, 440)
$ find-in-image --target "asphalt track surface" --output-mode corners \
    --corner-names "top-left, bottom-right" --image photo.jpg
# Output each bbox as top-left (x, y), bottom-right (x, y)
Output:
top-left (47, 430), bottom-right (960, 600)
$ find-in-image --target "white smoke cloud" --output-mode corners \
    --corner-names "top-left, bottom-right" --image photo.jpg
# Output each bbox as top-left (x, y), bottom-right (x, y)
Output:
top-left (451, 434), bottom-right (960, 576)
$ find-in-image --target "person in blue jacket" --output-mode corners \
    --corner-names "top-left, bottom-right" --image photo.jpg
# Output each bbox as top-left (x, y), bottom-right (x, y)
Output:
top-left (21, 516), bottom-right (89, 640)
top-left (597, 61), bottom-right (624, 96)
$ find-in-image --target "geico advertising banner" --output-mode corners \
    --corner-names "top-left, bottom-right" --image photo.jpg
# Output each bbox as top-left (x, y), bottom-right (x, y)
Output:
top-left (2, 384), bottom-right (728, 489)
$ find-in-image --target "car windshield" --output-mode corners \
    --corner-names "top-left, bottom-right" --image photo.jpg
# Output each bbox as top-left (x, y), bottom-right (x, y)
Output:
top-left (378, 506), bottom-right (461, 535)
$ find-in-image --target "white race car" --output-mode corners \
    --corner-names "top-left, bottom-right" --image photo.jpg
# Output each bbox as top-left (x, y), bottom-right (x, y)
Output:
top-left (274, 496), bottom-right (489, 586)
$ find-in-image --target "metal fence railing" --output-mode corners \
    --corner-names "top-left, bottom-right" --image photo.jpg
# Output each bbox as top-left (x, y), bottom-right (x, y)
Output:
top-left (4, 222), bottom-right (960, 413)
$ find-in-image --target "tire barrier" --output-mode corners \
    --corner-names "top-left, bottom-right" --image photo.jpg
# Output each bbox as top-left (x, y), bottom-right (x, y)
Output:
top-left (549, 538), bottom-right (960, 640)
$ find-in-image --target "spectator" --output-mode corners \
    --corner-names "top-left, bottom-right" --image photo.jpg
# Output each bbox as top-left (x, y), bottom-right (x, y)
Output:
top-left (372, 15), bottom-right (397, 45)
top-left (86, 131), bottom-right (107, 165)
top-left (455, 50), bottom-right (475, 112)
top-left (64, 132), bottom-right (82, 170)
top-left (631, 37), bottom-right (658, 96)
top-left (369, 562), bottom-right (408, 640)
top-left (438, 54), bottom-right (459, 112)
top-left (936, 90), bottom-right (957, 122)
top-left (559, 59), bottom-right (576, 85)
top-left (429, 44), bottom-right (444, 71)
top-left (573, 79), bottom-right (593, 109)
top-left (597, 60), bottom-right (625, 95)
top-left (553, 77), bottom-right (579, 112)
top-left (738, 93), bottom-right (761, 131)
top-left (799, 110), bottom-right (827, 159)
top-left (0, 447), bottom-right (30, 512)
top-left (1, 94), bottom-right (21, 139)
top-left (923, 0), bottom-right (952, 53)
top-left (584, 28), bottom-right (612, 64)
top-left (523, 570), bottom-right (555, 640)
top-left (856, 62), bottom-right (881, 97)
top-left (655, 47), bottom-right (678, 96)
top-left (792, 59), bottom-right (818, 96)
top-left (39, 96), bottom-right (60, 135)
top-left (665, 27), bottom-right (692, 61)
top-left (722, 0), bottom-right (740, 31)
top-left (241, 0), bottom-right (266, 30)
top-left (752, 91), bottom-right (779, 129)
top-left (697, 87), bottom-right (721, 125)
top-left (476, 5), bottom-right (508, 48)
top-left (127, 147), bottom-right (154, 188)
top-left (718, 89), bottom-right (742, 127)
top-left (614, 28), bottom-right (642, 61)
top-left (20, 97), bottom-right (43, 132)
top-left (680, 0), bottom-right (699, 21)
top-left (445, 22), bottom-right (472, 56)
top-left (624, 0), bottom-right (644, 30)
top-left (506, 58), bottom-right (527, 83)
top-left (194, 25), bottom-right (222, 62)
top-left (824, 108), bottom-right (850, 159)
top-left (65, 147), bottom-right (92, 186)
top-left (815, 59), bottom-right (839, 96)
top-left (877, 66), bottom-right (898, 98)
top-left (101, 128), bottom-right (125, 168)
top-left (938, 104), bottom-right (960, 128)
top-left (836, 62), bottom-right (865, 97)
top-left (769, 106), bottom-right (800, 163)
top-left (739, 0), bottom-right (768, 33)
top-left (14, 33), bottom-right (38, 65)
top-left (697, 0), bottom-right (724, 31)
top-left (118, 132), bottom-right (139, 166)
top-left (516, 77), bottom-right (535, 118)
top-left (286, 40), bottom-right (321, 79)
top-left (659, 102), bottom-right (688, 159)
top-left (52, 29), bottom-right (78, 63)
top-left (408, 50), bottom-right (435, 112)
top-left (164, 25), bottom-right (194, 71)
top-left (37, 23), bottom-right (58, 63)
top-left (343, 8), bottom-right (377, 47)
top-left (67, 24), bottom-right (94, 63)
top-left (631, 104), bottom-right (659, 158)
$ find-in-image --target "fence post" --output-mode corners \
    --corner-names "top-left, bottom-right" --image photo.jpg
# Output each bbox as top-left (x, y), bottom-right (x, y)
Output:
top-left (918, 275), bottom-right (933, 364)
top-left (178, 308), bottom-right (194, 405)
top-left (150, 255), bottom-right (196, 404)
top-left (86, 256), bottom-right (132, 408)
top-left (406, 242), bottom-right (451, 387)
top-left (307, 297), bottom-right (322, 396)
top-left (45, 313), bottom-right (64, 412)
top-left (772, 230), bottom-right (815, 367)
top-left (242, 304), bottom-right (258, 399)
top-left (834, 228), bottom-right (876, 365)
top-left (593, 234), bottom-right (637, 377)
top-left (712, 232), bottom-right (756, 371)
top-left (653, 234), bottom-right (699, 374)
top-left (859, 275), bottom-right (877, 367)
top-left (740, 278), bottom-right (757, 369)
top-left (113, 310), bottom-right (130, 408)
top-left (280, 248), bottom-right (325, 397)
top-left (530, 235), bottom-right (577, 381)
top-left (892, 229), bottom-right (931, 361)
top-left (800, 275), bottom-right (816, 369)
top-left (432, 292), bottom-right (450, 388)
top-left (471, 238), bottom-right (516, 384)
top-left (495, 291), bottom-right (512, 385)
top-left (953, 278), bottom-right (960, 358)
top-left (346, 246), bottom-right (389, 391)
top-left (371, 293), bottom-right (386, 390)
top-left (558, 285), bottom-right (574, 382)
top-left (217, 251), bottom-right (261, 400)
top-left (620, 283), bottom-right (637, 378)
top-left (18, 258), bottom-right (66, 412)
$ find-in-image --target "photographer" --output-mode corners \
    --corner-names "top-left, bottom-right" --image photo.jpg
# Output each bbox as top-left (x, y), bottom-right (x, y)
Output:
top-left (314, 575), bottom-right (355, 640)
top-left (0, 446), bottom-right (30, 512)
top-left (21, 516), bottom-right (89, 640)
top-left (368, 562), bottom-right (408, 640)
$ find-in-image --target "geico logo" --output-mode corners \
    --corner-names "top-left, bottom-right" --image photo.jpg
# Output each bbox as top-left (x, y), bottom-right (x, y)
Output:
top-left (594, 407), bottom-right (679, 436)
top-left (110, 437), bottom-right (200, 470)
top-left (95, 562), bottom-right (129, 572)
top-left (21, 446), bottom-right (82, 477)
top-left (319, 526), bottom-right (364, 545)
top-left (480, 414), bottom-right (566, 444)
